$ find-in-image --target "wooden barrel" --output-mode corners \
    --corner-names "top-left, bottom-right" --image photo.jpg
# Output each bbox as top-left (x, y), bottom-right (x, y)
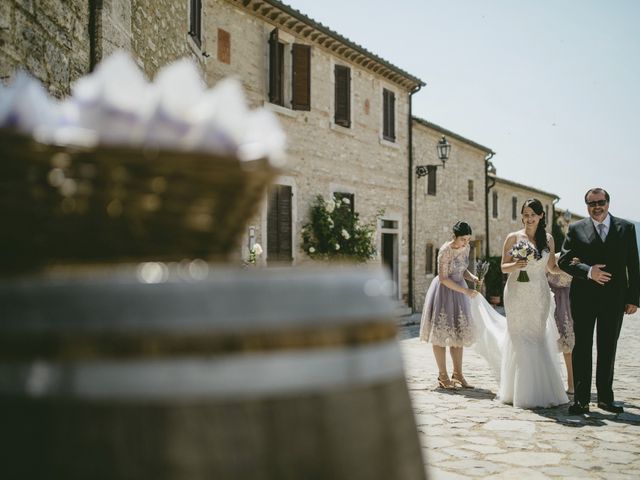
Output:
top-left (0, 266), bottom-right (426, 480)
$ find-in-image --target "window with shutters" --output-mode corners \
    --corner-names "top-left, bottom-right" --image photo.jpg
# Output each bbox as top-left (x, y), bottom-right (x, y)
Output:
top-left (334, 64), bottom-right (351, 128)
top-left (268, 29), bottom-right (311, 110)
top-left (512, 196), bottom-right (518, 220)
top-left (492, 191), bottom-right (499, 218)
top-left (434, 248), bottom-right (440, 276)
top-left (545, 205), bottom-right (549, 222)
top-left (333, 192), bottom-right (354, 215)
top-left (427, 166), bottom-right (437, 195)
top-left (468, 180), bottom-right (474, 201)
top-left (382, 88), bottom-right (395, 141)
top-left (188, 0), bottom-right (202, 48)
top-left (267, 185), bottom-right (293, 263)
top-left (425, 243), bottom-right (434, 274)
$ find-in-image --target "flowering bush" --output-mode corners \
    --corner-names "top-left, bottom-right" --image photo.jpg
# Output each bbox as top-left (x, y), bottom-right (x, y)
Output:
top-left (301, 195), bottom-right (378, 262)
top-left (244, 243), bottom-right (263, 267)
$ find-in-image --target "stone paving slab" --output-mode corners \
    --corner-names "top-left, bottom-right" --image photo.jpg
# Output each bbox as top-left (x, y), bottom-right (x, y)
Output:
top-left (398, 310), bottom-right (640, 479)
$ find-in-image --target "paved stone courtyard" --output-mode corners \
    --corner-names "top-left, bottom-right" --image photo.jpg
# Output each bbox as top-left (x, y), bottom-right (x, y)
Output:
top-left (398, 309), bottom-right (640, 479)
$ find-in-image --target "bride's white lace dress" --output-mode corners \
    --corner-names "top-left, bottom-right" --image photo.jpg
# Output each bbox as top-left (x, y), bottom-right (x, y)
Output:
top-left (470, 249), bottom-right (569, 409)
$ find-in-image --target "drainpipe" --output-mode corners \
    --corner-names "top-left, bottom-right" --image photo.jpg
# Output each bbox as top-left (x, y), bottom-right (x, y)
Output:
top-left (484, 152), bottom-right (495, 258)
top-left (89, 0), bottom-right (103, 72)
top-left (408, 84), bottom-right (422, 312)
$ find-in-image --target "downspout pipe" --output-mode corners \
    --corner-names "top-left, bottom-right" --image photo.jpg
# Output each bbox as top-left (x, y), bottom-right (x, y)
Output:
top-left (552, 196), bottom-right (560, 238)
top-left (89, 0), bottom-right (103, 72)
top-left (408, 84), bottom-right (422, 312)
top-left (484, 152), bottom-right (495, 259)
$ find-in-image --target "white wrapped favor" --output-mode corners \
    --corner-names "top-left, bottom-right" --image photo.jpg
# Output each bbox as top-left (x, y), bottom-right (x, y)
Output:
top-left (0, 51), bottom-right (286, 166)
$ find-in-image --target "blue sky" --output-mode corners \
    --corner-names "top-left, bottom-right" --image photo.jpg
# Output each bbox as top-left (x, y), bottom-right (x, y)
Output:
top-left (284, 0), bottom-right (640, 222)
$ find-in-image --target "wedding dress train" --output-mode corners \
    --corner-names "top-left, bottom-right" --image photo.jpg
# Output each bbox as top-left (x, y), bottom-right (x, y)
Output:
top-left (470, 250), bottom-right (569, 409)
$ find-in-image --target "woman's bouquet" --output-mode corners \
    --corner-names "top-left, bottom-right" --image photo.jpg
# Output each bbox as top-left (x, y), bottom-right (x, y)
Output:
top-left (510, 240), bottom-right (537, 282)
top-left (474, 259), bottom-right (490, 291)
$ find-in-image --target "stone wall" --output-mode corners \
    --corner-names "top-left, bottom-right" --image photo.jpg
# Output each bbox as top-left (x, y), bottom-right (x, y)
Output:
top-left (413, 121), bottom-right (488, 311)
top-left (0, 0), bottom-right (90, 97)
top-left (489, 178), bottom-right (558, 257)
top-left (199, 0), bottom-right (414, 304)
top-left (130, 0), bottom-right (201, 78)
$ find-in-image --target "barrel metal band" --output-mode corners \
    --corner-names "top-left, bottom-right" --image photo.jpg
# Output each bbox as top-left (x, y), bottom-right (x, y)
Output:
top-left (0, 341), bottom-right (405, 399)
top-left (0, 319), bottom-right (397, 361)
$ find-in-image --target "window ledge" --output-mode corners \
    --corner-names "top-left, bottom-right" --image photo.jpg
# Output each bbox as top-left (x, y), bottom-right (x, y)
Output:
top-left (186, 34), bottom-right (208, 65)
top-left (379, 137), bottom-right (399, 149)
top-left (330, 122), bottom-right (355, 137)
top-left (264, 101), bottom-right (297, 118)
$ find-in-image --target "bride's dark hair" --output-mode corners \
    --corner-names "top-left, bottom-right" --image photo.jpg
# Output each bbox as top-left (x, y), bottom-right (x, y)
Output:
top-left (521, 198), bottom-right (548, 258)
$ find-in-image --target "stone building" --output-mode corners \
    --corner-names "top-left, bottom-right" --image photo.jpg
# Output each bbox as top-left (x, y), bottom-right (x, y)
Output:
top-left (412, 118), bottom-right (494, 310)
top-left (198, 0), bottom-right (424, 309)
top-left (488, 176), bottom-right (559, 257)
top-left (1, 0), bottom-right (425, 307)
top-left (555, 207), bottom-right (585, 236)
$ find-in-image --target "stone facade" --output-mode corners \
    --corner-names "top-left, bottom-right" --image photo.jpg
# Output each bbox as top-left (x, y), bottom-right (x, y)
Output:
top-left (1, 0), bottom-right (422, 306)
top-left (0, 0), bottom-right (90, 97)
top-left (488, 176), bottom-right (559, 257)
top-left (412, 118), bottom-right (492, 311)
top-left (191, 0), bottom-right (422, 306)
top-left (4, 0), bottom-right (572, 312)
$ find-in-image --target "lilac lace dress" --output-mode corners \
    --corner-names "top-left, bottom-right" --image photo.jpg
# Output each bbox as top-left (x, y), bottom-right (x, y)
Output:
top-left (419, 242), bottom-right (474, 347)
top-left (547, 267), bottom-right (575, 353)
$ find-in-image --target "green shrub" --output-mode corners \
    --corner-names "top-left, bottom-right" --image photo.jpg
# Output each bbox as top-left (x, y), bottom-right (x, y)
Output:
top-left (301, 195), bottom-right (378, 262)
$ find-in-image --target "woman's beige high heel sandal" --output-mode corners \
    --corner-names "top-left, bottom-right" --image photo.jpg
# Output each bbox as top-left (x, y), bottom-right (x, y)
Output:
top-left (437, 373), bottom-right (455, 389)
top-left (451, 372), bottom-right (474, 389)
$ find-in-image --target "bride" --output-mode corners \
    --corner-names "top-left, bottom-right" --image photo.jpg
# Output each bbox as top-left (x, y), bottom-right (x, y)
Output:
top-left (470, 198), bottom-right (569, 409)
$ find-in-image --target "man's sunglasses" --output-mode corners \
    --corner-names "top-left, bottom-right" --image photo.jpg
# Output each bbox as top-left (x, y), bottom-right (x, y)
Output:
top-left (586, 200), bottom-right (607, 207)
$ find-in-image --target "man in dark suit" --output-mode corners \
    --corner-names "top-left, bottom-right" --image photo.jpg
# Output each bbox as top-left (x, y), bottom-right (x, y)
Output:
top-left (559, 188), bottom-right (639, 415)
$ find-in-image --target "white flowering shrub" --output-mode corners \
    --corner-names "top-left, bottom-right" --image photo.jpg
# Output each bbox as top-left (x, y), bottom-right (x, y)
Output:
top-left (301, 195), bottom-right (378, 262)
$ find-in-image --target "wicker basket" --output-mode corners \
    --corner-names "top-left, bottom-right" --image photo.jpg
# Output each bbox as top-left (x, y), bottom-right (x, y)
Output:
top-left (0, 129), bottom-right (279, 273)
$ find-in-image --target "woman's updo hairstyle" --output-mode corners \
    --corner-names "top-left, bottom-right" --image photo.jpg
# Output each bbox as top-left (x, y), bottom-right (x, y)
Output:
top-left (452, 221), bottom-right (472, 237)
top-left (521, 198), bottom-right (548, 258)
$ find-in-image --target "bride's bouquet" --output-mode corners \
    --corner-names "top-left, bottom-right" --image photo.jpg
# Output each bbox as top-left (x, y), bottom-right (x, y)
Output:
top-left (510, 241), bottom-right (536, 282)
top-left (474, 259), bottom-right (490, 291)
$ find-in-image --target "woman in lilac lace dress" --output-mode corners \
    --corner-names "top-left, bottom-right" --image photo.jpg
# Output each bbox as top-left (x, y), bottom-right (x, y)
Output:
top-left (419, 222), bottom-right (479, 389)
top-left (547, 251), bottom-right (576, 394)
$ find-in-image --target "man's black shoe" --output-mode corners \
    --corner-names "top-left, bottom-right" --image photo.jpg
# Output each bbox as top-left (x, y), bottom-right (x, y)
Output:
top-left (568, 403), bottom-right (589, 415)
top-left (597, 402), bottom-right (623, 414)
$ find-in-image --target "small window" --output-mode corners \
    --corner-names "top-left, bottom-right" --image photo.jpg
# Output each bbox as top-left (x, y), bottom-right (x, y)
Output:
top-left (427, 166), bottom-right (437, 195)
top-left (512, 196), bottom-right (518, 220)
top-left (381, 219), bottom-right (398, 229)
top-left (188, 0), bottom-right (202, 47)
top-left (468, 180), bottom-right (474, 201)
top-left (492, 191), bottom-right (498, 218)
top-left (334, 192), bottom-right (355, 215)
top-left (425, 243), bottom-right (434, 274)
top-left (434, 248), bottom-right (440, 275)
top-left (382, 88), bottom-right (395, 141)
top-left (334, 65), bottom-right (351, 127)
top-left (545, 205), bottom-right (549, 223)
